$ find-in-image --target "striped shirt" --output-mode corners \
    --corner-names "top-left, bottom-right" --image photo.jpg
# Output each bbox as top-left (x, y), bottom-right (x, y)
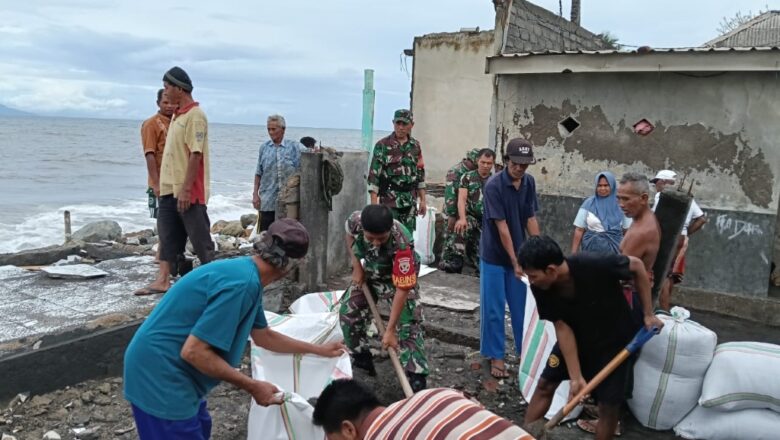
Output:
top-left (365, 388), bottom-right (534, 440)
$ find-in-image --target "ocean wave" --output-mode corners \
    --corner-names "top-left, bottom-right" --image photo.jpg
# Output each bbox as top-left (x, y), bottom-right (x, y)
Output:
top-left (0, 190), bottom-right (257, 254)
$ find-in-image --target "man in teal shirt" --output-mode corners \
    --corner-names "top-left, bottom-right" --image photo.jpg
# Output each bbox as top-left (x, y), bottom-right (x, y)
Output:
top-left (124, 219), bottom-right (345, 439)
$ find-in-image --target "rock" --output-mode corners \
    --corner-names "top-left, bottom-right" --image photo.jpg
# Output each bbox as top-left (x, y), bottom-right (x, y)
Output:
top-left (210, 220), bottom-right (230, 234)
top-left (215, 236), bottom-right (238, 251)
top-left (68, 410), bottom-right (90, 425)
top-left (72, 221), bottom-right (122, 243)
top-left (2, 433), bottom-right (18, 440)
top-left (145, 235), bottom-right (158, 246)
top-left (220, 221), bottom-right (246, 237)
top-left (82, 242), bottom-right (139, 261)
top-left (30, 395), bottom-right (52, 407)
top-left (92, 395), bottom-right (111, 406)
top-left (79, 391), bottom-right (93, 403)
top-left (0, 242), bottom-right (82, 267)
top-left (240, 213), bottom-right (258, 229)
top-left (113, 425), bottom-right (135, 436)
top-left (41, 265), bottom-right (108, 280)
top-left (96, 383), bottom-right (111, 395)
top-left (42, 430), bottom-right (61, 440)
top-left (125, 237), bottom-right (140, 246)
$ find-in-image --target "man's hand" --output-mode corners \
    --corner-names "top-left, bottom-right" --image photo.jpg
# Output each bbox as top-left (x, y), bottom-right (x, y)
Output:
top-left (382, 329), bottom-right (399, 351)
top-left (568, 376), bottom-right (588, 403)
top-left (248, 380), bottom-right (283, 407)
top-left (177, 190), bottom-right (192, 213)
top-left (419, 198), bottom-right (427, 217)
top-left (152, 183), bottom-right (160, 198)
top-left (513, 262), bottom-right (524, 280)
top-left (454, 218), bottom-right (468, 235)
top-left (351, 266), bottom-right (365, 288)
top-left (252, 193), bottom-right (260, 210)
top-left (314, 341), bottom-right (348, 357)
top-left (644, 314), bottom-right (665, 332)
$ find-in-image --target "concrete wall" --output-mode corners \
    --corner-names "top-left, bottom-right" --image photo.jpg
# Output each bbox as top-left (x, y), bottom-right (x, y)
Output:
top-left (494, 71), bottom-right (780, 297)
top-left (503, 0), bottom-right (609, 53)
top-left (410, 31), bottom-right (495, 182)
top-left (327, 150), bottom-right (369, 278)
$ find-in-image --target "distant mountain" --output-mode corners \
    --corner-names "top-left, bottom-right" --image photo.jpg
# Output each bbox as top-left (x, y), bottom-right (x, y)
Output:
top-left (0, 104), bottom-right (35, 117)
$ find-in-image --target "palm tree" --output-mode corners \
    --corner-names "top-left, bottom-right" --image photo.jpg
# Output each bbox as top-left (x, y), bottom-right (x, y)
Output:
top-left (571, 0), bottom-right (581, 25)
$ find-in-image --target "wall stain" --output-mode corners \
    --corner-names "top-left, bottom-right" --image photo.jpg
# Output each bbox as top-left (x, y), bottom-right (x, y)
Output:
top-left (415, 31), bottom-right (494, 53)
top-left (516, 100), bottom-right (774, 208)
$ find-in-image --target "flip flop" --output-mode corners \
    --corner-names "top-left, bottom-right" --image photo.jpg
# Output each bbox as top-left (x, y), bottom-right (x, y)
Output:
top-left (576, 418), bottom-right (622, 437)
top-left (134, 286), bottom-right (168, 296)
top-left (489, 360), bottom-right (511, 379)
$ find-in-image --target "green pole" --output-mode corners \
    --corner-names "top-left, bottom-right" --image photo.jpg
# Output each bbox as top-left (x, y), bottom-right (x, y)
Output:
top-left (361, 69), bottom-right (375, 158)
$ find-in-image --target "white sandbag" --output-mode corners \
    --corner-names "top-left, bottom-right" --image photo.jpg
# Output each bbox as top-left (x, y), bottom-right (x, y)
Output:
top-left (247, 309), bottom-right (352, 440)
top-left (699, 341), bottom-right (780, 412)
top-left (248, 392), bottom-right (323, 440)
top-left (517, 277), bottom-right (582, 422)
top-left (288, 290), bottom-right (345, 314)
top-left (413, 207), bottom-right (437, 265)
top-left (628, 307), bottom-right (717, 430)
top-left (674, 405), bottom-right (780, 440)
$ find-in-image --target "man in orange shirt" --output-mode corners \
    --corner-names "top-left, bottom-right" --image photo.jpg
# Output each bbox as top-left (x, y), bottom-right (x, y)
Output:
top-left (135, 89), bottom-right (176, 296)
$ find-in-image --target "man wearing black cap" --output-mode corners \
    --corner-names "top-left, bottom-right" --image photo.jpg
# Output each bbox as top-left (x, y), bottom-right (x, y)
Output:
top-left (479, 138), bottom-right (540, 379)
top-left (157, 66), bottom-right (214, 275)
top-left (124, 218), bottom-right (346, 440)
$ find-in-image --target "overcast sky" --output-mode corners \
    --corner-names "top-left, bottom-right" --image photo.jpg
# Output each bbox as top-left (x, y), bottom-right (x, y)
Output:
top-left (0, 0), bottom-right (774, 129)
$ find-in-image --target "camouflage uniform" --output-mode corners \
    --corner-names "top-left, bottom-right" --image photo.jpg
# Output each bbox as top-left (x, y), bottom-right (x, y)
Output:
top-left (441, 170), bottom-right (488, 270)
top-left (442, 148), bottom-right (481, 218)
top-left (339, 211), bottom-right (429, 376)
top-left (367, 126), bottom-right (425, 234)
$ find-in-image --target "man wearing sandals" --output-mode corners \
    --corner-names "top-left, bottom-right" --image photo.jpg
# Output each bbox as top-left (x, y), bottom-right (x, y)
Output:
top-left (520, 236), bottom-right (664, 440)
top-left (478, 138), bottom-right (540, 379)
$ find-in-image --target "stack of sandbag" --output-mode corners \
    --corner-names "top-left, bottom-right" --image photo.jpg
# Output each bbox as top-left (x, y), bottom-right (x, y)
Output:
top-left (517, 276), bottom-right (582, 422)
top-left (628, 307), bottom-right (717, 430)
top-left (674, 341), bottom-right (780, 440)
top-left (247, 291), bottom-right (352, 440)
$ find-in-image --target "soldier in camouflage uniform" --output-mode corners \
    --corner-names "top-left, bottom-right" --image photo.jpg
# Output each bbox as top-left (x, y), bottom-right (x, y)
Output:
top-left (339, 204), bottom-right (429, 392)
top-left (439, 147), bottom-right (482, 270)
top-left (440, 149), bottom-right (496, 273)
top-left (367, 109), bottom-right (427, 234)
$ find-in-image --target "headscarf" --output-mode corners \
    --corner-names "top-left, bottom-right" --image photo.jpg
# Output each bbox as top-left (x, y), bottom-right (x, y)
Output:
top-left (579, 171), bottom-right (624, 254)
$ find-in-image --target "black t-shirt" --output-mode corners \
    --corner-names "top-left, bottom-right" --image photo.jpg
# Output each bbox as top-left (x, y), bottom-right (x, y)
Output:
top-left (531, 253), bottom-right (640, 355)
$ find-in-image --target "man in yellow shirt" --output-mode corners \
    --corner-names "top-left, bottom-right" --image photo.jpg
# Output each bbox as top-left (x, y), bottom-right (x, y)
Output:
top-left (157, 66), bottom-right (214, 276)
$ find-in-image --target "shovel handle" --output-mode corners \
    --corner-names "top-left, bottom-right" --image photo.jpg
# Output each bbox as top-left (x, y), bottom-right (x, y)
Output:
top-left (544, 326), bottom-right (659, 430)
top-left (359, 284), bottom-right (414, 398)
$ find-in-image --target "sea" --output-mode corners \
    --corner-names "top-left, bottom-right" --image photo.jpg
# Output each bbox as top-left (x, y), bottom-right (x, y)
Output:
top-left (0, 116), bottom-right (388, 254)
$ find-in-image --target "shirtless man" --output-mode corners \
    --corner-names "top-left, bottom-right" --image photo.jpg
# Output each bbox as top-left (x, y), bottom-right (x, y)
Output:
top-left (617, 172), bottom-right (660, 275)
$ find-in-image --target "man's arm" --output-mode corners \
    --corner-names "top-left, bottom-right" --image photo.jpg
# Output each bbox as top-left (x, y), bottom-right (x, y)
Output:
top-left (418, 189), bottom-right (427, 217)
top-left (495, 219), bottom-right (521, 278)
top-left (346, 234), bottom-right (364, 286)
top-left (627, 256), bottom-right (664, 330)
top-left (526, 216), bottom-right (540, 236)
top-left (367, 144), bottom-right (384, 204)
top-left (144, 153), bottom-right (161, 197)
top-left (180, 335), bottom-right (282, 406)
top-left (454, 187), bottom-right (469, 234)
top-left (177, 151), bottom-right (202, 213)
top-left (250, 327), bottom-right (344, 357)
top-left (687, 216), bottom-right (707, 236)
top-left (253, 174), bottom-right (261, 210)
top-left (416, 146), bottom-right (426, 215)
top-left (382, 287), bottom-right (410, 351)
top-left (554, 321), bottom-right (586, 399)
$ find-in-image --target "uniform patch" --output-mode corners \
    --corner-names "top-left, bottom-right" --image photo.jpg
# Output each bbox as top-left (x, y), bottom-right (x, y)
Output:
top-left (195, 131), bottom-right (205, 142)
top-left (548, 354), bottom-right (560, 368)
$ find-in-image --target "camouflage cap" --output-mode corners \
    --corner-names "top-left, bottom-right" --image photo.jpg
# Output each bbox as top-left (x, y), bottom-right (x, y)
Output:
top-left (393, 109), bottom-right (413, 124)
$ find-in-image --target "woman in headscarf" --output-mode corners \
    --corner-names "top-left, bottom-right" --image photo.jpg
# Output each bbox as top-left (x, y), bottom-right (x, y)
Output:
top-left (571, 171), bottom-right (631, 255)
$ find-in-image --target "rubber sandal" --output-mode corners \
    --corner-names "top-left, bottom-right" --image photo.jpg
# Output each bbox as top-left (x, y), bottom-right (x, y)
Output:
top-left (134, 286), bottom-right (168, 296)
top-left (576, 419), bottom-right (622, 437)
top-left (489, 360), bottom-right (511, 379)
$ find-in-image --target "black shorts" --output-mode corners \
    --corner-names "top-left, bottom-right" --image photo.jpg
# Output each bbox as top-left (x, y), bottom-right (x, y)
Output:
top-left (540, 343), bottom-right (633, 406)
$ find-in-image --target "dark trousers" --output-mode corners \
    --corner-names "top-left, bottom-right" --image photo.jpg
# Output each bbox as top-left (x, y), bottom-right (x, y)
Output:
top-left (157, 195), bottom-right (214, 268)
top-left (259, 210), bottom-right (276, 232)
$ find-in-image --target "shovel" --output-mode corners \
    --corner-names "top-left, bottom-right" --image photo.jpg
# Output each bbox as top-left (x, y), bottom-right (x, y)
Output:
top-left (358, 283), bottom-right (415, 398)
top-left (527, 326), bottom-right (659, 438)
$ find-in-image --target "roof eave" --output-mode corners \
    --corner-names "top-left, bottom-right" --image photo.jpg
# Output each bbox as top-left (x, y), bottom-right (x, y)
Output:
top-left (486, 51), bottom-right (780, 75)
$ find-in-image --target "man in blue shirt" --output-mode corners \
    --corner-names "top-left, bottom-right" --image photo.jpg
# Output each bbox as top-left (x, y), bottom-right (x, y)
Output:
top-left (479, 138), bottom-right (540, 379)
top-left (124, 219), bottom-right (345, 440)
top-left (253, 114), bottom-right (308, 231)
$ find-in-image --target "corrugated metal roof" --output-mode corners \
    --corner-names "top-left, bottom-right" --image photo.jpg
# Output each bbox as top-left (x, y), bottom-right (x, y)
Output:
top-left (494, 46), bottom-right (780, 58)
top-left (705, 11), bottom-right (780, 48)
